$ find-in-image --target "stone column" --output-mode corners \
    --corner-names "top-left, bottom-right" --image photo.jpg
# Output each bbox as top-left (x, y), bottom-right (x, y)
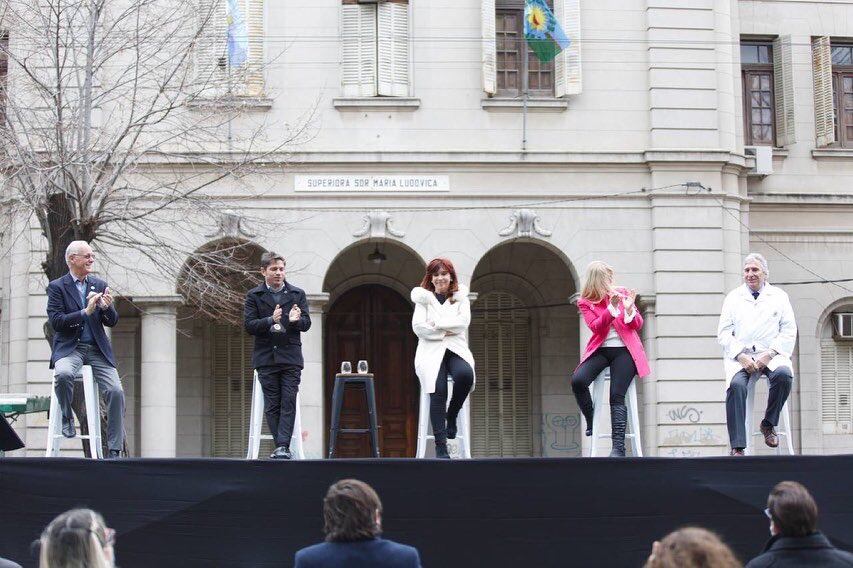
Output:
top-left (639, 297), bottom-right (657, 456)
top-left (300, 293), bottom-right (329, 459)
top-left (138, 296), bottom-right (182, 457)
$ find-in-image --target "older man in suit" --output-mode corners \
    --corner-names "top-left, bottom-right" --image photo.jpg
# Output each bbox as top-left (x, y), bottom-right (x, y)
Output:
top-left (244, 251), bottom-right (311, 459)
top-left (47, 240), bottom-right (125, 458)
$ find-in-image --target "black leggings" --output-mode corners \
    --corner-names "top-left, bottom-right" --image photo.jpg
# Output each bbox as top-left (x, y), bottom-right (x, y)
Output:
top-left (571, 347), bottom-right (637, 420)
top-left (430, 349), bottom-right (474, 443)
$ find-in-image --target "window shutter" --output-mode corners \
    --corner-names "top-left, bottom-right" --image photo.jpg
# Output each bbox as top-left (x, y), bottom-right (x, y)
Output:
top-left (772, 35), bottom-right (795, 146)
top-left (211, 322), bottom-right (256, 457)
top-left (812, 36), bottom-right (835, 148)
top-left (341, 3), bottom-right (377, 97)
top-left (470, 292), bottom-right (533, 457)
top-left (377, 1), bottom-right (409, 97)
top-left (554, 0), bottom-right (581, 97)
top-left (196, 0), bottom-right (228, 87)
top-left (482, 0), bottom-right (497, 95)
top-left (821, 339), bottom-right (853, 433)
top-left (245, 0), bottom-right (265, 96)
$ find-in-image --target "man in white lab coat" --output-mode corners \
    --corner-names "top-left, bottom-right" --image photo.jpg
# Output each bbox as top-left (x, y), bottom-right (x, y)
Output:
top-left (717, 253), bottom-right (797, 456)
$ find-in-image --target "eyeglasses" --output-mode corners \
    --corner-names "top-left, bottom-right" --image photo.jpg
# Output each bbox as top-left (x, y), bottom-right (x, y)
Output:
top-left (73, 253), bottom-right (96, 260)
top-left (764, 508), bottom-right (773, 520)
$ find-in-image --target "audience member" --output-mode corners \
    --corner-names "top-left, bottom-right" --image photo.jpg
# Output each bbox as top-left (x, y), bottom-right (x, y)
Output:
top-left (746, 481), bottom-right (853, 567)
top-left (38, 508), bottom-right (115, 568)
top-left (294, 479), bottom-right (421, 568)
top-left (645, 527), bottom-right (741, 568)
top-left (0, 556), bottom-right (23, 568)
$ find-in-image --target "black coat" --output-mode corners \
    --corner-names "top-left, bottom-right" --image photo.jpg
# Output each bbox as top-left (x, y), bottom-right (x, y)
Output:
top-left (294, 538), bottom-right (421, 568)
top-left (244, 282), bottom-right (311, 369)
top-left (746, 532), bottom-right (853, 567)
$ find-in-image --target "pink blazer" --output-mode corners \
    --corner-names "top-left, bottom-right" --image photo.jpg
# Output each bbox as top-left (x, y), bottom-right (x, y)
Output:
top-left (576, 289), bottom-right (650, 378)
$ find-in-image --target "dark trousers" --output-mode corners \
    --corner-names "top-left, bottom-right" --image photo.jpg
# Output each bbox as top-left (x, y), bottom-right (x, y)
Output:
top-left (53, 343), bottom-right (125, 451)
top-left (726, 366), bottom-right (793, 449)
top-left (430, 350), bottom-right (474, 444)
top-left (257, 365), bottom-right (301, 448)
top-left (571, 347), bottom-right (637, 423)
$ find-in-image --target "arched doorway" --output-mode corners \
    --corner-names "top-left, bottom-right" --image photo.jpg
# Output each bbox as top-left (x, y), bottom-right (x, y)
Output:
top-left (470, 240), bottom-right (579, 457)
top-left (323, 240), bottom-right (425, 457)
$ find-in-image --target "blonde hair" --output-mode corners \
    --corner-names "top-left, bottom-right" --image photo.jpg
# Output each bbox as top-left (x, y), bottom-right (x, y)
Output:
top-left (580, 261), bottom-right (614, 303)
top-left (644, 527), bottom-right (741, 568)
top-left (39, 509), bottom-right (113, 568)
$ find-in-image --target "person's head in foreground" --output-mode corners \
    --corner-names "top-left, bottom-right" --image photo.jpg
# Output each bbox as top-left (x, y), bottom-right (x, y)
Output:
top-left (39, 508), bottom-right (115, 568)
top-left (645, 526), bottom-right (741, 568)
top-left (765, 480), bottom-right (817, 538)
top-left (323, 478), bottom-right (383, 542)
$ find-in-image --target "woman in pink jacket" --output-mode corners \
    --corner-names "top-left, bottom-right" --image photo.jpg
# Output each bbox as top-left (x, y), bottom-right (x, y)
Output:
top-left (572, 261), bottom-right (650, 456)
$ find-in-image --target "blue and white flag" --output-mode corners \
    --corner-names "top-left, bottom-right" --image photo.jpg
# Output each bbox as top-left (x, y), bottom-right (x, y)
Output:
top-left (226, 0), bottom-right (248, 67)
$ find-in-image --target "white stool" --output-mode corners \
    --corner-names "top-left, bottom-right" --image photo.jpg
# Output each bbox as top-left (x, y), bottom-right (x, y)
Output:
top-left (46, 365), bottom-right (103, 458)
top-left (246, 371), bottom-right (305, 460)
top-left (745, 373), bottom-right (795, 456)
top-left (416, 377), bottom-right (472, 459)
top-left (589, 370), bottom-right (643, 457)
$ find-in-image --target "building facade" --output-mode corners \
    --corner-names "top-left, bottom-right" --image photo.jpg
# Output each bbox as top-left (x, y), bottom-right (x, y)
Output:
top-left (2, 0), bottom-right (853, 459)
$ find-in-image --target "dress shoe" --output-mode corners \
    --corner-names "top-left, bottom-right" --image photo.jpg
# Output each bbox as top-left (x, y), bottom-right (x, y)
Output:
top-left (106, 450), bottom-right (121, 460)
top-left (270, 446), bottom-right (292, 460)
top-left (730, 448), bottom-right (745, 456)
top-left (435, 442), bottom-right (451, 459)
top-left (61, 418), bottom-right (76, 439)
top-left (760, 421), bottom-right (779, 448)
top-left (446, 415), bottom-right (458, 440)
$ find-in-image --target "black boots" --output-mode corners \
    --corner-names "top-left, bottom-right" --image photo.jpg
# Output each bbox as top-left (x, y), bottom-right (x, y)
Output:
top-left (446, 413), bottom-right (458, 440)
top-left (578, 399), bottom-right (594, 437)
top-left (609, 404), bottom-right (627, 457)
top-left (435, 442), bottom-right (451, 459)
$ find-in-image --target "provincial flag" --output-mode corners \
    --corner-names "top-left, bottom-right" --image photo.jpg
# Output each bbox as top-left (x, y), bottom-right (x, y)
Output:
top-left (524, 0), bottom-right (570, 63)
top-left (226, 0), bottom-right (248, 67)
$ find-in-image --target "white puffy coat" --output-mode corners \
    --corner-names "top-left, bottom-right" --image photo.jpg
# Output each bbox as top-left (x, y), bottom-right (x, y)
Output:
top-left (717, 283), bottom-right (797, 386)
top-left (411, 284), bottom-right (476, 394)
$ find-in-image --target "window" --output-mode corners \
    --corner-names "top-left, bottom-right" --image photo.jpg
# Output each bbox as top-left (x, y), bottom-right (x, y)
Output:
top-left (341, 0), bottom-right (410, 98)
top-left (832, 44), bottom-right (853, 148)
top-left (741, 42), bottom-right (775, 146)
top-left (196, 0), bottom-right (265, 97)
top-left (496, 1), bottom-right (554, 97)
top-left (482, 0), bottom-right (581, 98)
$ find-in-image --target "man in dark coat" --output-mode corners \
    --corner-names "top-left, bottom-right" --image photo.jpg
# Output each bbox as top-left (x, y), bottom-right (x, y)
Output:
top-left (747, 481), bottom-right (853, 567)
top-left (244, 251), bottom-right (310, 459)
top-left (46, 240), bottom-right (125, 458)
top-left (295, 479), bottom-right (421, 568)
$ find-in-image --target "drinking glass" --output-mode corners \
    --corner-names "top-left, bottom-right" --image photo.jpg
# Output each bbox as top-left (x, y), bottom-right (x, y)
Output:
top-left (357, 360), bottom-right (369, 374)
top-left (340, 361), bottom-right (352, 374)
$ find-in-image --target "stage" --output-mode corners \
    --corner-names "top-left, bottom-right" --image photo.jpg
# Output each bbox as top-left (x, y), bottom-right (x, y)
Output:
top-left (1, 456), bottom-right (852, 567)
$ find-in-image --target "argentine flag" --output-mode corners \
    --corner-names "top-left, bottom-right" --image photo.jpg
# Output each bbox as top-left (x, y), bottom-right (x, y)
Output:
top-left (226, 0), bottom-right (248, 67)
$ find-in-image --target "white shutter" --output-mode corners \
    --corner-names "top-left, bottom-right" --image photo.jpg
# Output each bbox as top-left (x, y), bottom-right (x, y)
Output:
top-left (821, 339), bottom-right (853, 433)
top-left (554, 0), bottom-right (581, 97)
top-left (812, 36), bottom-right (835, 148)
top-left (481, 0), bottom-right (497, 96)
top-left (245, 0), bottom-right (265, 96)
top-left (470, 292), bottom-right (533, 457)
top-left (377, 2), bottom-right (409, 97)
top-left (341, 4), bottom-right (377, 98)
top-left (773, 35), bottom-right (796, 146)
top-left (196, 0), bottom-right (227, 87)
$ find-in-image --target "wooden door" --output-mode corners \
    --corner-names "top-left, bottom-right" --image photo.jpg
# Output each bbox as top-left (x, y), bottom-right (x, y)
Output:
top-left (325, 285), bottom-right (417, 457)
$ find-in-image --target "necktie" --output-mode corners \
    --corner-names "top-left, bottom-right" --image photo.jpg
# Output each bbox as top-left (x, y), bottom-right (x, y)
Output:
top-left (752, 290), bottom-right (759, 300)
top-left (78, 279), bottom-right (87, 306)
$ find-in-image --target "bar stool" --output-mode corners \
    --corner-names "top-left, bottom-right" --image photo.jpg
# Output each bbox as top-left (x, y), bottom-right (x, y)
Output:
top-left (328, 373), bottom-right (380, 458)
top-left (416, 377), bottom-right (472, 459)
top-left (246, 371), bottom-right (305, 460)
top-left (45, 365), bottom-right (103, 458)
top-left (745, 373), bottom-right (795, 455)
top-left (589, 369), bottom-right (643, 457)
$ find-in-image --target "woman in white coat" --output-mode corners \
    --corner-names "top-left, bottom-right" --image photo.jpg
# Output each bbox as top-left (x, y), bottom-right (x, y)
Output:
top-left (411, 258), bottom-right (475, 459)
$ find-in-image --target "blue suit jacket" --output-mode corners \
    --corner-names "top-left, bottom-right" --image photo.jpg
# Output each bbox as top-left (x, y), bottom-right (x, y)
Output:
top-left (294, 538), bottom-right (421, 568)
top-left (47, 273), bottom-right (118, 368)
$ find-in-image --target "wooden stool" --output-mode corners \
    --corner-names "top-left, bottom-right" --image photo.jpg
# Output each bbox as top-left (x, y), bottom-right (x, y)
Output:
top-left (328, 373), bottom-right (380, 458)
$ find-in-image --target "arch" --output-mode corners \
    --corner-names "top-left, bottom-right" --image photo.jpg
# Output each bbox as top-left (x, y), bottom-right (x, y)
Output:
top-left (323, 238), bottom-right (426, 302)
top-left (473, 237), bottom-right (582, 294)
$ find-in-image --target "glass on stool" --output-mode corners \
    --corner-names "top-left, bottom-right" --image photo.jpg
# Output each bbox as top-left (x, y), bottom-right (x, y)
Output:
top-left (340, 361), bottom-right (352, 374)
top-left (357, 360), bottom-right (369, 374)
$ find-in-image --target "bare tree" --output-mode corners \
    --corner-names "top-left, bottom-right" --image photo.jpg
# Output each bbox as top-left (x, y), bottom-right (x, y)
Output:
top-left (0, 0), bottom-right (313, 453)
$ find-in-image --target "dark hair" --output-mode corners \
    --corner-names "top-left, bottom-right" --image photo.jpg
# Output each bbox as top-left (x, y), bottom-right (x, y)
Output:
top-left (645, 527), bottom-right (741, 568)
top-left (323, 479), bottom-right (382, 542)
top-left (767, 481), bottom-right (818, 537)
top-left (419, 257), bottom-right (459, 298)
top-left (260, 251), bottom-right (285, 269)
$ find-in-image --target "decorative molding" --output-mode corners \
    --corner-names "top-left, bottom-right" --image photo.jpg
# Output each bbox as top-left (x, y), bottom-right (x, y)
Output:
top-left (498, 209), bottom-right (552, 238)
top-left (333, 97), bottom-right (421, 111)
top-left (481, 98), bottom-right (568, 112)
top-left (812, 148), bottom-right (853, 159)
top-left (205, 212), bottom-right (257, 240)
top-left (352, 210), bottom-right (406, 239)
top-left (186, 96), bottom-right (273, 111)
top-left (307, 293), bottom-right (330, 311)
